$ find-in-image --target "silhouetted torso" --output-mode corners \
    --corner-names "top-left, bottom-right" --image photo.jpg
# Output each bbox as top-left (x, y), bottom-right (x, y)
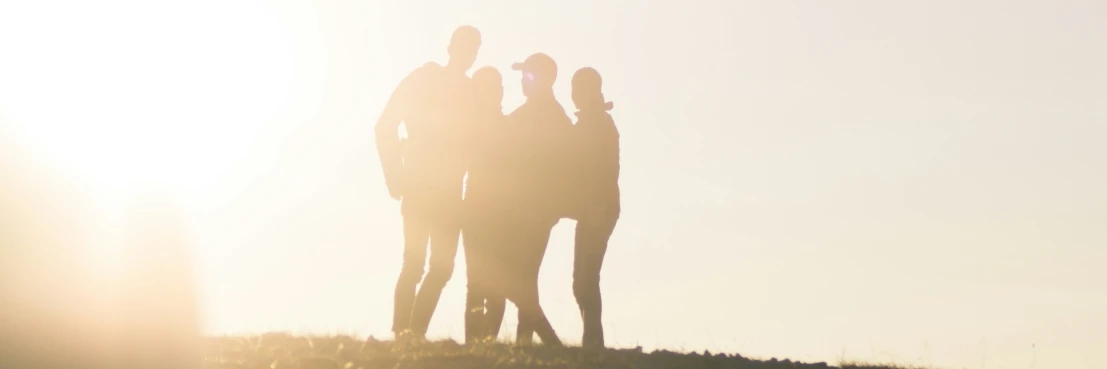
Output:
top-left (399, 62), bottom-right (473, 200)
top-left (463, 109), bottom-right (511, 206)
top-left (572, 109), bottom-right (621, 214)
top-left (507, 96), bottom-right (574, 221)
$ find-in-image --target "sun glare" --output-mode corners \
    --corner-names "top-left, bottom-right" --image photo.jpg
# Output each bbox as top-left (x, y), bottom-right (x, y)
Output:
top-left (0, 1), bottom-right (311, 206)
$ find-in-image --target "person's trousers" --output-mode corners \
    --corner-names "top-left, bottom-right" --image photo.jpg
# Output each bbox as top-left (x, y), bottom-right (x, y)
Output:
top-left (511, 221), bottom-right (561, 346)
top-left (573, 210), bottom-right (619, 348)
top-left (462, 205), bottom-right (559, 346)
top-left (460, 201), bottom-right (507, 344)
top-left (392, 195), bottom-right (461, 336)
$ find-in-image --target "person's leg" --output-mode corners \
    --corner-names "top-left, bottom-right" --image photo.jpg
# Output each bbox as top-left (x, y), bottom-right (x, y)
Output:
top-left (510, 282), bottom-right (562, 347)
top-left (484, 294), bottom-right (506, 340)
top-left (462, 235), bottom-right (481, 343)
top-left (528, 305), bottom-right (562, 347)
top-left (393, 211), bottom-right (430, 336)
top-left (409, 192), bottom-right (464, 336)
top-left (479, 217), bottom-right (511, 342)
top-left (409, 198), bottom-right (463, 336)
top-left (461, 208), bottom-right (490, 344)
top-left (573, 213), bottom-right (618, 348)
top-left (515, 222), bottom-right (555, 345)
top-left (515, 310), bottom-right (533, 345)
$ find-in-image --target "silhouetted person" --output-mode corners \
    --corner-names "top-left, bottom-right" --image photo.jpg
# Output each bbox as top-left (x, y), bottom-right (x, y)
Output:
top-left (504, 52), bottom-right (574, 346)
top-left (375, 25), bottom-right (481, 339)
top-left (569, 67), bottom-right (620, 349)
top-left (460, 65), bottom-right (510, 344)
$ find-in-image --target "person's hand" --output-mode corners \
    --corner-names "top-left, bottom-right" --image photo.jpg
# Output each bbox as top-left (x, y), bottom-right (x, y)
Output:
top-left (386, 171), bottom-right (405, 201)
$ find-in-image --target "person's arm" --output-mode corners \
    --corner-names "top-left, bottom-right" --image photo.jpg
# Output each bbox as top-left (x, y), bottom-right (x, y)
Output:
top-left (375, 68), bottom-right (424, 200)
top-left (549, 113), bottom-right (579, 220)
top-left (575, 118), bottom-right (597, 221)
top-left (458, 93), bottom-right (482, 177)
top-left (602, 113), bottom-right (621, 193)
top-left (584, 114), bottom-right (621, 224)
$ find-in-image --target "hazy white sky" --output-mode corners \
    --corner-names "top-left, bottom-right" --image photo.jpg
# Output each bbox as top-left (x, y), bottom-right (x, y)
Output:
top-left (1, 1), bottom-right (1105, 368)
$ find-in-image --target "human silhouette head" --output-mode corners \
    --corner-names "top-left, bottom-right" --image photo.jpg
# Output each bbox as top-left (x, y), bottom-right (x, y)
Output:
top-left (512, 53), bottom-right (557, 98)
top-left (446, 25), bottom-right (481, 73)
top-left (572, 67), bottom-right (613, 112)
top-left (472, 66), bottom-right (503, 109)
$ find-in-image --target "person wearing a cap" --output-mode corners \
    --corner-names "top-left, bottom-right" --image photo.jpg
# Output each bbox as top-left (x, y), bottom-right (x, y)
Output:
top-left (568, 67), bottom-right (620, 349)
top-left (374, 25), bottom-right (480, 340)
top-left (500, 52), bottom-right (574, 346)
top-left (458, 65), bottom-right (511, 344)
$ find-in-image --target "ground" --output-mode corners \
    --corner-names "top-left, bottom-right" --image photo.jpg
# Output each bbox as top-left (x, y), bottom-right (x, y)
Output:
top-left (202, 334), bottom-right (914, 369)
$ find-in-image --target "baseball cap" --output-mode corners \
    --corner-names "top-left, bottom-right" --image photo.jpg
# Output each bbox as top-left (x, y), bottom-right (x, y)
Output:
top-left (511, 53), bottom-right (557, 83)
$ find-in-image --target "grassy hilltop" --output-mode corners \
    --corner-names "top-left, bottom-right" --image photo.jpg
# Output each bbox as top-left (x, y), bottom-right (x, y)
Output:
top-left (202, 334), bottom-right (914, 369)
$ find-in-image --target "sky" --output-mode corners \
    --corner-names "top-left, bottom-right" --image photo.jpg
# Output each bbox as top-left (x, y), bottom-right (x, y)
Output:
top-left (1, 0), bottom-right (1105, 368)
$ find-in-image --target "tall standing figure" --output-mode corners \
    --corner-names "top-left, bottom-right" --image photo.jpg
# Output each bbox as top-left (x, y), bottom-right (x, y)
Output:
top-left (505, 52), bottom-right (573, 346)
top-left (568, 67), bottom-right (620, 349)
top-left (375, 26), bottom-right (481, 339)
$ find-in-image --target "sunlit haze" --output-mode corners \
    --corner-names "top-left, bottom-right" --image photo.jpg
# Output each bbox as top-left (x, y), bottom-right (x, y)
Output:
top-left (1, 1), bottom-right (1105, 368)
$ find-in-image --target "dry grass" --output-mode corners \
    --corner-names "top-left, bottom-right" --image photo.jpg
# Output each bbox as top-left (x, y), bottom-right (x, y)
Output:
top-left (200, 334), bottom-right (914, 369)
top-left (838, 361), bottom-right (935, 369)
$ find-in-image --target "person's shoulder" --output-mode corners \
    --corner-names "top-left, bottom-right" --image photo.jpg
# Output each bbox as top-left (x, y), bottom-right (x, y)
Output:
top-left (404, 62), bottom-right (443, 82)
top-left (593, 111), bottom-right (617, 128)
top-left (606, 113), bottom-right (619, 134)
top-left (551, 101), bottom-right (567, 113)
top-left (507, 103), bottom-right (528, 118)
top-left (551, 102), bottom-right (572, 125)
top-left (409, 61), bottom-right (442, 78)
top-left (394, 62), bottom-right (444, 97)
top-left (418, 61), bottom-right (444, 73)
top-left (598, 111), bottom-right (615, 124)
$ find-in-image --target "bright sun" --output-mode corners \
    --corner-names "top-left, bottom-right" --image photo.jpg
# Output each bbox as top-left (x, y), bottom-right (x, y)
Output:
top-left (0, 1), bottom-right (320, 206)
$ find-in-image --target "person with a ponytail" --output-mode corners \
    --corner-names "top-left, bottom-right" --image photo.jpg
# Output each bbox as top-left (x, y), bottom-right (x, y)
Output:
top-left (460, 66), bottom-right (510, 344)
top-left (568, 67), bottom-right (620, 349)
